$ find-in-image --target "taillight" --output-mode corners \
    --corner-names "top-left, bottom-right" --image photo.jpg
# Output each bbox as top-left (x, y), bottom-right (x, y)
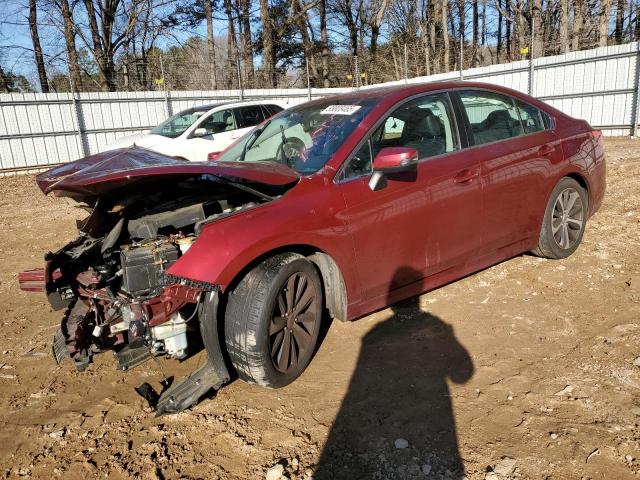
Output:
top-left (207, 152), bottom-right (221, 161)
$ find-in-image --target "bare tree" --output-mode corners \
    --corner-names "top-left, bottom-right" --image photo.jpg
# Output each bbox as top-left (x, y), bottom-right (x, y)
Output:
top-left (204, 0), bottom-right (218, 89)
top-left (319, 0), bottom-right (330, 86)
top-left (0, 63), bottom-right (9, 93)
top-left (572, 0), bottom-right (584, 49)
top-left (55, 0), bottom-right (83, 91)
top-left (259, 0), bottom-right (276, 86)
top-left (614, 0), bottom-right (626, 42)
top-left (441, 0), bottom-right (449, 70)
top-left (559, 0), bottom-right (569, 53)
top-left (238, 0), bottom-right (255, 84)
top-left (599, 0), bottom-right (612, 46)
top-left (224, 0), bottom-right (240, 86)
top-left (29, 0), bottom-right (49, 92)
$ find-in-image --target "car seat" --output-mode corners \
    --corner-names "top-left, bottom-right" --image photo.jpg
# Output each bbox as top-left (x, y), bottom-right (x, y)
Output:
top-left (476, 109), bottom-right (520, 143)
top-left (223, 111), bottom-right (235, 131)
top-left (401, 109), bottom-right (446, 158)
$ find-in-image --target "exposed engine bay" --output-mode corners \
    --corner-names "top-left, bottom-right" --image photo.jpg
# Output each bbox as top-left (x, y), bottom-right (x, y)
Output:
top-left (19, 171), bottom-right (286, 412)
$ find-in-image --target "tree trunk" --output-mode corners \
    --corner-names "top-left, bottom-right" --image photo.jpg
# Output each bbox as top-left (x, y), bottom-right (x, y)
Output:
top-left (0, 64), bottom-right (9, 92)
top-left (82, 0), bottom-right (115, 91)
top-left (637, 1), bottom-right (640, 40)
top-left (559, 0), bottom-right (569, 53)
top-left (238, 0), bottom-right (254, 85)
top-left (319, 0), bottom-right (330, 87)
top-left (614, 0), bottom-right (626, 43)
top-left (59, 0), bottom-right (82, 91)
top-left (259, 0), bottom-right (276, 86)
top-left (497, 0), bottom-right (503, 59)
top-left (204, 0), bottom-right (218, 89)
top-left (224, 0), bottom-right (238, 87)
top-left (441, 0), bottom-right (449, 71)
top-left (572, 0), bottom-right (584, 49)
top-left (531, 0), bottom-right (542, 57)
top-left (292, 0), bottom-right (319, 81)
top-left (599, 0), bottom-right (612, 46)
top-left (29, 0), bottom-right (49, 93)
top-left (472, 0), bottom-right (479, 66)
top-left (505, 0), bottom-right (511, 59)
top-left (516, 0), bottom-right (526, 55)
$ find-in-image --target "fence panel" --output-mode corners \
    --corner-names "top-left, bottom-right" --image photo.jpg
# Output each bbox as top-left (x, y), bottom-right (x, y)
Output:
top-left (0, 42), bottom-right (637, 173)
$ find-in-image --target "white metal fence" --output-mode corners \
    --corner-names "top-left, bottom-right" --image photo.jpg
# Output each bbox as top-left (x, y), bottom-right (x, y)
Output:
top-left (0, 42), bottom-right (638, 173)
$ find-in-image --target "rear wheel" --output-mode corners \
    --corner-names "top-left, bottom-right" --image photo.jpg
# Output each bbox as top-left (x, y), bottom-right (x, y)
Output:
top-left (532, 177), bottom-right (587, 259)
top-left (224, 253), bottom-right (323, 388)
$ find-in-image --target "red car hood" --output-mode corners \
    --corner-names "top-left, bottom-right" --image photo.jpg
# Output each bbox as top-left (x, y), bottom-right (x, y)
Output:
top-left (37, 147), bottom-right (300, 197)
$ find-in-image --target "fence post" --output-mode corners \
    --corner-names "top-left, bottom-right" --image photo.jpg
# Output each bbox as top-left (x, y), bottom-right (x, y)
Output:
top-left (459, 30), bottom-right (464, 80)
top-left (632, 41), bottom-right (640, 137)
top-left (306, 58), bottom-right (312, 101)
top-left (67, 74), bottom-right (88, 158)
top-left (528, 18), bottom-right (535, 96)
top-left (236, 58), bottom-right (244, 100)
top-left (159, 54), bottom-right (171, 118)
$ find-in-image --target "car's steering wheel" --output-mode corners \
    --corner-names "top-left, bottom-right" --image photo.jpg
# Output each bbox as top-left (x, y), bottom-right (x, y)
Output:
top-left (275, 137), bottom-right (306, 169)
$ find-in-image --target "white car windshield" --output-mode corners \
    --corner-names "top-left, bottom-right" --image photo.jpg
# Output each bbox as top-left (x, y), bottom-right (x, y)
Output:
top-left (150, 107), bottom-right (210, 139)
top-left (216, 99), bottom-right (377, 174)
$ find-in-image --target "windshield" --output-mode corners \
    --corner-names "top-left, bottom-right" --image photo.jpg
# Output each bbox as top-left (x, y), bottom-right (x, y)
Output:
top-left (150, 107), bottom-right (210, 138)
top-left (216, 99), bottom-right (378, 174)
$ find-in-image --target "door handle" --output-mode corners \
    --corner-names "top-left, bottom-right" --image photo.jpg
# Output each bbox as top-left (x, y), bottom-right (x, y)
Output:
top-left (453, 168), bottom-right (479, 184)
top-left (538, 145), bottom-right (555, 156)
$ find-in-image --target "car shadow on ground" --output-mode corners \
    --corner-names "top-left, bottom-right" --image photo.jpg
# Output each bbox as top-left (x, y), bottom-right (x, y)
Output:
top-left (314, 267), bottom-right (474, 479)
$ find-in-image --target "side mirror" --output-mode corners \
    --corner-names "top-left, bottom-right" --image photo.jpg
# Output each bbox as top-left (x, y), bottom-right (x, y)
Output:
top-left (193, 128), bottom-right (209, 138)
top-left (369, 147), bottom-right (419, 191)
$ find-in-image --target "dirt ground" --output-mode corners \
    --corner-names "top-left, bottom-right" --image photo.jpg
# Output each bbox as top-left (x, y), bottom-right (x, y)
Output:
top-left (0, 137), bottom-right (639, 480)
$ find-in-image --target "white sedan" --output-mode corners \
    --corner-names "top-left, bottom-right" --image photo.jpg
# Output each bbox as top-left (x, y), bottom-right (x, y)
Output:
top-left (104, 101), bottom-right (284, 162)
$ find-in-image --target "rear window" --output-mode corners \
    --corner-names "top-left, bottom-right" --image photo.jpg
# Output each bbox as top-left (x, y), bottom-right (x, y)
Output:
top-left (515, 100), bottom-right (545, 134)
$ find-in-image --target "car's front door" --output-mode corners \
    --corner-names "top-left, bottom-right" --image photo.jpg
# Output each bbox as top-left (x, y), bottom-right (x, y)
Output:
top-left (455, 90), bottom-right (563, 253)
top-left (336, 92), bottom-right (483, 302)
top-left (187, 108), bottom-right (237, 161)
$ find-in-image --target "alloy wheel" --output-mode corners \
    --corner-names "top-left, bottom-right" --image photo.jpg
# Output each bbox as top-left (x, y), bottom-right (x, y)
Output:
top-left (552, 187), bottom-right (584, 249)
top-left (269, 272), bottom-right (319, 373)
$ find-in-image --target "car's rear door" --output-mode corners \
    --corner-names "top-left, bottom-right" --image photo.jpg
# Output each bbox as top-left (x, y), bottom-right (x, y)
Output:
top-left (454, 89), bottom-right (563, 253)
top-left (336, 92), bottom-right (483, 301)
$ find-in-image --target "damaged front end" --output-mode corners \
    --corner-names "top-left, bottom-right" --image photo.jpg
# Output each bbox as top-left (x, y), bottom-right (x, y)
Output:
top-left (20, 148), bottom-right (299, 413)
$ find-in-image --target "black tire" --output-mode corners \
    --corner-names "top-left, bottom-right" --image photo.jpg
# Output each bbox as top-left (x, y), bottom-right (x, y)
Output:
top-left (224, 253), bottom-right (323, 388)
top-left (532, 177), bottom-right (588, 259)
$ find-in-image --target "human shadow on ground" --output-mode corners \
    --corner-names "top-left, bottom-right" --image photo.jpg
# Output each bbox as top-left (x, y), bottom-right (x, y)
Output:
top-left (314, 267), bottom-right (474, 479)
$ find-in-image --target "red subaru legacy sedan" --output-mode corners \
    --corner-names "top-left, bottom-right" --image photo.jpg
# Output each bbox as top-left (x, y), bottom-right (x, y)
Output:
top-left (22, 81), bottom-right (605, 413)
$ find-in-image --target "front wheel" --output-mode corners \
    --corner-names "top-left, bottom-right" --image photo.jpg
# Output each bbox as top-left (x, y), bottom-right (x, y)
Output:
top-left (224, 253), bottom-right (323, 388)
top-left (532, 177), bottom-right (588, 259)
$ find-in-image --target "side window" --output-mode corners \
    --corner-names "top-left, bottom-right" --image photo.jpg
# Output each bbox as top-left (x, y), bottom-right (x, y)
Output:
top-left (236, 106), bottom-right (266, 128)
top-left (340, 93), bottom-right (458, 180)
top-left (197, 109), bottom-right (235, 135)
top-left (516, 100), bottom-right (545, 134)
top-left (459, 91), bottom-right (523, 145)
top-left (265, 104), bottom-right (284, 115)
top-left (342, 140), bottom-right (373, 179)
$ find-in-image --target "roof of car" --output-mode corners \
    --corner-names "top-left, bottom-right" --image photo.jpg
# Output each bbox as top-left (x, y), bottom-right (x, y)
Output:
top-left (296, 80), bottom-right (562, 117)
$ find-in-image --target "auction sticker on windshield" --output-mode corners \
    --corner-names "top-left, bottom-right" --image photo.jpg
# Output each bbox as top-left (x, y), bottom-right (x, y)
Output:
top-left (320, 105), bottom-right (362, 115)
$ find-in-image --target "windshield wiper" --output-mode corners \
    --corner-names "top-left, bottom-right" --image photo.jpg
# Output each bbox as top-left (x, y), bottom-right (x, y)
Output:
top-left (239, 122), bottom-right (269, 162)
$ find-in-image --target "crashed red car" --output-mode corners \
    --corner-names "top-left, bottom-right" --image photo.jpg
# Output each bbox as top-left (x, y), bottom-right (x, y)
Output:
top-left (21, 82), bottom-right (605, 413)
